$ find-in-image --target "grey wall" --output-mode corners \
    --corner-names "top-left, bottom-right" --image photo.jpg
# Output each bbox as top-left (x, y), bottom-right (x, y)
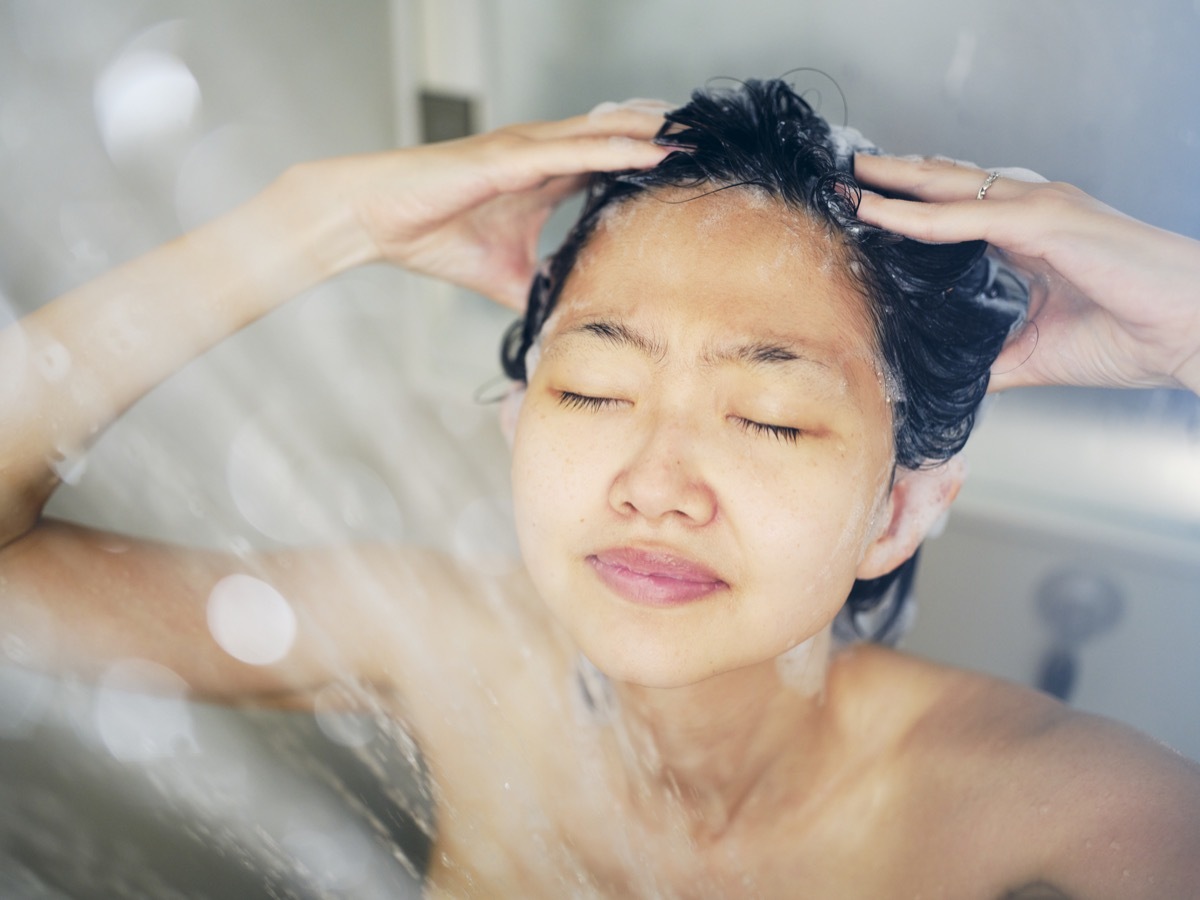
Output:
top-left (489, 0), bottom-right (1200, 238)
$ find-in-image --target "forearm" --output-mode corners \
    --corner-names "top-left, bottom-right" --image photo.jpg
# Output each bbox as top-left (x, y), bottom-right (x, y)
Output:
top-left (0, 163), bottom-right (376, 545)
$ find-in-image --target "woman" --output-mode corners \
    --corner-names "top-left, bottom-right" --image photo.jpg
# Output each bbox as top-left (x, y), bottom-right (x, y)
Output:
top-left (1, 79), bottom-right (1198, 897)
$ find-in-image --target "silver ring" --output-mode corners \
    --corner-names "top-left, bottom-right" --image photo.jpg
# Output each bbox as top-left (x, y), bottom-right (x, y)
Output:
top-left (976, 171), bottom-right (1001, 200)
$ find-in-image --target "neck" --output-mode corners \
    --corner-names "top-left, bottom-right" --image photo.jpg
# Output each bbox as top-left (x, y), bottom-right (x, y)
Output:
top-left (599, 628), bottom-right (834, 841)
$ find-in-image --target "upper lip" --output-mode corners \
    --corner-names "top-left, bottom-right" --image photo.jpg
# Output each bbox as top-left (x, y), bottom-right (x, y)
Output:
top-left (589, 546), bottom-right (727, 585)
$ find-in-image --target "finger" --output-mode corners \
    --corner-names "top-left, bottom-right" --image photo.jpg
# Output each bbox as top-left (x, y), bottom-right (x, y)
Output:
top-left (853, 154), bottom-right (1036, 204)
top-left (855, 192), bottom-right (989, 244)
top-left (855, 191), bottom-right (1050, 251)
top-left (526, 172), bottom-right (589, 206)
top-left (489, 272), bottom-right (535, 312)
top-left (513, 105), bottom-right (669, 143)
top-left (589, 97), bottom-right (675, 117)
top-left (485, 133), bottom-right (670, 194)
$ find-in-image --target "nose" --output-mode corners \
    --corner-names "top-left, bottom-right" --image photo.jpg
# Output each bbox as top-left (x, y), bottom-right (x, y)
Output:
top-left (608, 418), bottom-right (717, 526)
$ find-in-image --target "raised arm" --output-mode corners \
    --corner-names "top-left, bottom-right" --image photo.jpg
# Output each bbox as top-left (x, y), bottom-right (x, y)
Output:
top-left (0, 107), bottom-right (668, 700)
top-left (852, 154), bottom-right (1200, 396)
top-left (1, 108), bottom-right (668, 546)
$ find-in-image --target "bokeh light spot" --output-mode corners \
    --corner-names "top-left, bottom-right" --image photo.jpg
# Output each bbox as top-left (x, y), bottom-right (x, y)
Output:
top-left (206, 574), bottom-right (297, 666)
top-left (94, 49), bottom-right (200, 161)
top-left (94, 659), bottom-right (196, 762)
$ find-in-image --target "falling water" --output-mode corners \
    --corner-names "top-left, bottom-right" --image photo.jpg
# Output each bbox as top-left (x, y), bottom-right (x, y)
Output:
top-left (0, 4), bottom-right (510, 894)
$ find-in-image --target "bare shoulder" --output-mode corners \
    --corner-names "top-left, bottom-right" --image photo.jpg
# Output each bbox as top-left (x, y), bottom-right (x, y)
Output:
top-left (841, 646), bottom-right (1200, 898)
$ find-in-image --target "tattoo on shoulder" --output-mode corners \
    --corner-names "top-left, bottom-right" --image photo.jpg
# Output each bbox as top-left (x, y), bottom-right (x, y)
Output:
top-left (998, 882), bottom-right (1072, 900)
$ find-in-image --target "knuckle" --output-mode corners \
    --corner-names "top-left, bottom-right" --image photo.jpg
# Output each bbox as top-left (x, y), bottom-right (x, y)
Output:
top-left (1025, 182), bottom-right (1078, 214)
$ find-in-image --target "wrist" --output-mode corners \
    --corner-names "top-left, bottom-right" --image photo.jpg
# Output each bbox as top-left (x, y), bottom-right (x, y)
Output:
top-left (260, 160), bottom-right (382, 283)
top-left (1174, 352), bottom-right (1200, 397)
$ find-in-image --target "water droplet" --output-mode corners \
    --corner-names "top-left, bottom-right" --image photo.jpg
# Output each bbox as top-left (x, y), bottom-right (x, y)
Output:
top-left (94, 659), bottom-right (195, 761)
top-left (48, 445), bottom-right (88, 486)
top-left (226, 535), bottom-right (253, 557)
top-left (94, 48), bottom-right (201, 162)
top-left (35, 341), bottom-right (71, 383)
top-left (0, 664), bottom-right (54, 739)
top-left (206, 574), bottom-right (297, 665)
top-left (0, 600), bottom-right (56, 669)
top-left (313, 684), bottom-right (376, 748)
top-left (453, 496), bottom-right (519, 576)
top-left (282, 823), bottom-right (369, 892)
top-left (1, 634), bottom-right (29, 663)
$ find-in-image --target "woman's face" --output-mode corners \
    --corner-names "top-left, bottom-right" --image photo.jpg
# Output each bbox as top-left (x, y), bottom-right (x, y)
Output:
top-left (511, 188), bottom-right (897, 688)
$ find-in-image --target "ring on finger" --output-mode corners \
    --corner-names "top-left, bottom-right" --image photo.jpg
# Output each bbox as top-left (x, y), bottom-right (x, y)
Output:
top-left (976, 171), bottom-right (1002, 200)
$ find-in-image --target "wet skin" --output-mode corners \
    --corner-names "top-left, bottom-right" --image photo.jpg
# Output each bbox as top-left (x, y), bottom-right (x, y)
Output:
top-left (511, 187), bottom-right (901, 689)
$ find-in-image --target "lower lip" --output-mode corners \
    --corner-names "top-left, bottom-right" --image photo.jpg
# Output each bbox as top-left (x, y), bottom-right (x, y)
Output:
top-left (586, 556), bottom-right (726, 607)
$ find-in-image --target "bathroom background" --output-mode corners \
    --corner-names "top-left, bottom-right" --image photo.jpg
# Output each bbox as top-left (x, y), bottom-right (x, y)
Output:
top-left (1, 0), bottom-right (1198, 896)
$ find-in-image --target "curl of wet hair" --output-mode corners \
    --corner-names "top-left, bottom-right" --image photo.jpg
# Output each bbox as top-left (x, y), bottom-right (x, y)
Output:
top-left (501, 78), bottom-right (1027, 640)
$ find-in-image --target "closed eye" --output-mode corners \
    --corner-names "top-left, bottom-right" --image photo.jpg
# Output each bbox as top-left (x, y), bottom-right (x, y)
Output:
top-left (557, 391), bottom-right (622, 411)
top-left (734, 417), bottom-right (802, 445)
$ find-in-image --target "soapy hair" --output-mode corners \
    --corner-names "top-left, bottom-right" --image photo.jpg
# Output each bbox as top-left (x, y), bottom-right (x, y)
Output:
top-left (500, 78), bottom-right (1027, 640)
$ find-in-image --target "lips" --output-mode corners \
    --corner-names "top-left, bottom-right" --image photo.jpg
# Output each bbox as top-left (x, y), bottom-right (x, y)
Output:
top-left (587, 547), bottom-right (728, 607)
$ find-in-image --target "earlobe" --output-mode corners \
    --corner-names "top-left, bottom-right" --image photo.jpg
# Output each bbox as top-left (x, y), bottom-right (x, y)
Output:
top-left (855, 456), bottom-right (966, 580)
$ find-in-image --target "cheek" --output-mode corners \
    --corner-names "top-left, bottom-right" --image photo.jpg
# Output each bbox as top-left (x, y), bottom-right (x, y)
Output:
top-left (742, 451), bottom-right (892, 585)
top-left (510, 407), bottom-right (599, 565)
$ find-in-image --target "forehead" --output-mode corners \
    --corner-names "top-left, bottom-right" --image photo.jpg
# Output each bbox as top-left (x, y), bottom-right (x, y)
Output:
top-left (548, 186), bottom-right (876, 352)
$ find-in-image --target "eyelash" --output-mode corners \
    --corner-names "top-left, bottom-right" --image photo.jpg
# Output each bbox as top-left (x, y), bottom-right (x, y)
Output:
top-left (557, 392), bottom-right (803, 445)
top-left (734, 418), bottom-right (802, 445)
top-left (557, 391), bottom-right (621, 412)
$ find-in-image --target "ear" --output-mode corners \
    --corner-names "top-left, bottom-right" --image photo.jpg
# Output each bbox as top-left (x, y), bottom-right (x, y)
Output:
top-left (855, 456), bottom-right (966, 580)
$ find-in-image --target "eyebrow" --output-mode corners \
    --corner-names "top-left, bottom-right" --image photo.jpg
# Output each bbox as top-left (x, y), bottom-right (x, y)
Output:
top-left (701, 339), bottom-right (832, 371)
top-left (553, 319), bottom-right (835, 375)
top-left (558, 320), bottom-right (668, 363)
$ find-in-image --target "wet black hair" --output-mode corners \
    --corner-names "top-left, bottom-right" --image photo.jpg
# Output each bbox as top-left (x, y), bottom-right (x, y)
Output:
top-left (501, 78), bottom-right (1027, 641)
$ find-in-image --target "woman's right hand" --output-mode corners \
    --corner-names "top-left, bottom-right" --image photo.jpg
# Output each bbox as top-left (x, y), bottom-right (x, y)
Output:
top-left (312, 105), bottom-right (670, 309)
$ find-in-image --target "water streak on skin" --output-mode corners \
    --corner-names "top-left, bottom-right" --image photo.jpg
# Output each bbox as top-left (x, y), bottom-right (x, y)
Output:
top-left (774, 627), bottom-right (831, 697)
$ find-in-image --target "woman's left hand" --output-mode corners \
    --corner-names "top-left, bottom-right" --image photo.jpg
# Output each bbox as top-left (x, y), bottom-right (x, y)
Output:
top-left (852, 154), bottom-right (1200, 395)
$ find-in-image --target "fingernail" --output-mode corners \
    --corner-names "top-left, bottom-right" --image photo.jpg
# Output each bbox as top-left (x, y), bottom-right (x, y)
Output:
top-left (589, 98), bottom-right (673, 118)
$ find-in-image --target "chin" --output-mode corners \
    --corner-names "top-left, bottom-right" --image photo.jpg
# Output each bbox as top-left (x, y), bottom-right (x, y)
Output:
top-left (578, 636), bottom-right (726, 689)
